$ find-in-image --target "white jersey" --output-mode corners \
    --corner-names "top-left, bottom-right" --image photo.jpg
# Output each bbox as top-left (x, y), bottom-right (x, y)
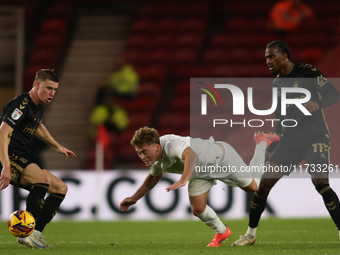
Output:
top-left (150, 134), bottom-right (247, 179)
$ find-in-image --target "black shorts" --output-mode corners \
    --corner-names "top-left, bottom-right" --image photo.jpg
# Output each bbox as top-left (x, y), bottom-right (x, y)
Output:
top-left (268, 138), bottom-right (330, 175)
top-left (0, 151), bottom-right (33, 190)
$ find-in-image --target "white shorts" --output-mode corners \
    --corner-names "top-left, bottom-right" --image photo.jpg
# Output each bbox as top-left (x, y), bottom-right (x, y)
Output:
top-left (188, 173), bottom-right (253, 197)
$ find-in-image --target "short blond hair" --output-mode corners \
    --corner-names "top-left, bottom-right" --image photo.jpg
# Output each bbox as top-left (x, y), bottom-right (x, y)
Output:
top-left (130, 126), bottom-right (160, 147)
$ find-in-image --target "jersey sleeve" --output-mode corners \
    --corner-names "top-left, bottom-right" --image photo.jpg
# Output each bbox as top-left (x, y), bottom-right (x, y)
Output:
top-left (164, 137), bottom-right (189, 160)
top-left (305, 65), bottom-right (339, 108)
top-left (2, 98), bottom-right (28, 128)
top-left (150, 164), bottom-right (163, 177)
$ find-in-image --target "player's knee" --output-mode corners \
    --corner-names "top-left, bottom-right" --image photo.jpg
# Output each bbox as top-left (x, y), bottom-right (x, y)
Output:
top-left (311, 175), bottom-right (328, 187)
top-left (50, 179), bottom-right (68, 194)
top-left (191, 206), bottom-right (205, 216)
top-left (248, 186), bottom-right (257, 193)
top-left (57, 181), bottom-right (68, 195)
top-left (38, 172), bottom-right (51, 185)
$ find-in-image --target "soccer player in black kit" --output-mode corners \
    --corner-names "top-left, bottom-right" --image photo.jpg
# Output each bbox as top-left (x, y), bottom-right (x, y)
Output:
top-left (0, 69), bottom-right (76, 248)
top-left (232, 40), bottom-right (340, 246)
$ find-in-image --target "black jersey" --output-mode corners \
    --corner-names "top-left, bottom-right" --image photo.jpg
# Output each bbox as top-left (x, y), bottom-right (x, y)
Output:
top-left (273, 64), bottom-right (339, 144)
top-left (0, 92), bottom-right (44, 154)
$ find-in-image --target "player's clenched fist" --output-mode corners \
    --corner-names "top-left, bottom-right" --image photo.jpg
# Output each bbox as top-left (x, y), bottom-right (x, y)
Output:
top-left (120, 197), bottom-right (137, 212)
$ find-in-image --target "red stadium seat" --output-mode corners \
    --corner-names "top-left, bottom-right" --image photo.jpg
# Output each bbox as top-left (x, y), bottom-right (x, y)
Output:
top-left (170, 64), bottom-right (214, 79)
top-left (30, 48), bottom-right (59, 66)
top-left (130, 19), bottom-right (157, 34)
top-left (124, 96), bottom-right (158, 113)
top-left (175, 81), bottom-right (190, 95)
top-left (145, 49), bottom-right (171, 64)
top-left (226, 18), bottom-right (250, 33)
top-left (168, 49), bottom-right (198, 65)
top-left (186, 3), bottom-right (211, 17)
top-left (203, 48), bottom-right (228, 64)
top-left (41, 18), bottom-right (67, 33)
top-left (210, 34), bottom-right (231, 48)
top-left (179, 19), bottom-right (207, 33)
top-left (169, 96), bottom-right (190, 112)
top-left (136, 3), bottom-right (161, 17)
top-left (124, 50), bottom-right (146, 65)
top-left (134, 65), bottom-right (168, 82)
top-left (138, 81), bottom-right (162, 97)
top-left (128, 113), bottom-right (153, 129)
top-left (158, 113), bottom-right (190, 132)
top-left (151, 33), bottom-right (176, 48)
top-left (173, 33), bottom-right (204, 50)
top-left (249, 17), bottom-right (270, 32)
top-left (35, 33), bottom-right (64, 48)
top-left (296, 48), bottom-right (323, 64)
top-left (126, 34), bottom-right (150, 49)
top-left (156, 19), bottom-right (180, 33)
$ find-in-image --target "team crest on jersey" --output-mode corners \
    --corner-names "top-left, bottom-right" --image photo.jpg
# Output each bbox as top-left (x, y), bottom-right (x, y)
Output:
top-left (11, 108), bottom-right (23, 120)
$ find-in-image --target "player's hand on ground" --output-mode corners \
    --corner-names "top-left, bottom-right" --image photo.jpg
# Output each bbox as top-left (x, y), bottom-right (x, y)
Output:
top-left (120, 197), bottom-right (137, 212)
top-left (303, 101), bottom-right (319, 113)
top-left (55, 145), bottom-right (76, 158)
top-left (166, 180), bottom-right (187, 192)
top-left (0, 167), bottom-right (11, 190)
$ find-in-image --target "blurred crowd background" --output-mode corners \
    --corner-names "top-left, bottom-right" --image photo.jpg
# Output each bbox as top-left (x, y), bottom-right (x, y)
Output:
top-left (0, 0), bottom-right (339, 171)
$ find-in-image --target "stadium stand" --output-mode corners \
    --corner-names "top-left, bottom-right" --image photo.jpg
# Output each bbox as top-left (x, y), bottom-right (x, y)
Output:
top-left (1, 0), bottom-right (339, 169)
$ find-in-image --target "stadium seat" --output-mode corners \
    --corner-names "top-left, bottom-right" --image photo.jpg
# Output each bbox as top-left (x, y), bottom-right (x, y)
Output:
top-left (208, 64), bottom-right (236, 77)
top-left (173, 33), bottom-right (204, 50)
top-left (35, 33), bottom-right (64, 48)
top-left (151, 34), bottom-right (177, 49)
top-left (115, 143), bottom-right (139, 164)
top-left (210, 34), bottom-right (231, 48)
top-left (186, 2), bottom-right (211, 17)
top-left (226, 18), bottom-right (250, 33)
top-left (170, 64), bottom-right (213, 79)
top-left (126, 34), bottom-right (151, 49)
top-left (158, 3), bottom-right (185, 17)
top-left (136, 3), bottom-right (161, 17)
top-left (138, 81), bottom-right (162, 97)
top-left (134, 65), bottom-right (168, 82)
top-left (123, 96), bottom-right (158, 114)
top-left (249, 17), bottom-right (270, 32)
top-left (46, 3), bottom-right (74, 17)
top-left (30, 47), bottom-right (59, 66)
top-left (156, 19), bottom-right (180, 33)
top-left (158, 113), bottom-right (190, 133)
top-left (124, 50), bottom-right (146, 65)
top-left (179, 19), bottom-right (207, 33)
top-left (128, 113), bottom-right (152, 130)
top-left (296, 48), bottom-right (323, 64)
top-left (168, 49), bottom-right (198, 65)
top-left (145, 49), bottom-right (171, 64)
top-left (203, 48), bottom-right (229, 64)
top-left (130, 19), bottom-right (157, 34)
top-left (41, 18), bottom-right (67, 34)
top-left (175, 81), bottom-right (190, 96)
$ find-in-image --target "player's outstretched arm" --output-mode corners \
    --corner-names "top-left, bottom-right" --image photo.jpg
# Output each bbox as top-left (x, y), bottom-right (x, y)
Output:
top-left (166, 147), bottom-right (198, 192)
top-left (35, 123), bottom-right (76, 158)
top-left (0, 122), bottom-right (14, 190)
top-left (120, 173), bottom-right (162, 212)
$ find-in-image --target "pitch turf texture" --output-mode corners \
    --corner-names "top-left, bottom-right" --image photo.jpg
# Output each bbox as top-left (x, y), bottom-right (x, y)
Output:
top-left (0, 218), bottom-right (339, 254)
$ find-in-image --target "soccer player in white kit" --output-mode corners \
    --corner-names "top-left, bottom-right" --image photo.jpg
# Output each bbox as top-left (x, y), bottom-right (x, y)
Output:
top-left (120, 127), bottom-right (279, 247)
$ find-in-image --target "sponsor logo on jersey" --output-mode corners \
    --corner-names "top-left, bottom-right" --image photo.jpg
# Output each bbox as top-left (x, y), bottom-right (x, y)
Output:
top-left (11, 108), bottom-right (23, 120)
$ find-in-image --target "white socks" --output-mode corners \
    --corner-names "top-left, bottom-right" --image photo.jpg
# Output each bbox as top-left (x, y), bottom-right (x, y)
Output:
top-left (249, 141), bottom-right (267, 188)
top-left (246, 226), bottom-right (257, 237)
top-left (196, 205), bottom-right (226, 234)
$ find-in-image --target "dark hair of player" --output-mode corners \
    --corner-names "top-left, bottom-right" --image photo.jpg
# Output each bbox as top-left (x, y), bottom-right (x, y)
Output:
top-left (266, 40), bottom-right (291, 61)
top-left (34, 69), bottom-right (59, 84)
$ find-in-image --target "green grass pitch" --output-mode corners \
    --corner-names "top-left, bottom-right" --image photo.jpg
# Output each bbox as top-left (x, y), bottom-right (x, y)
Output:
top-left (0, 218), bottom-right (339, 254)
